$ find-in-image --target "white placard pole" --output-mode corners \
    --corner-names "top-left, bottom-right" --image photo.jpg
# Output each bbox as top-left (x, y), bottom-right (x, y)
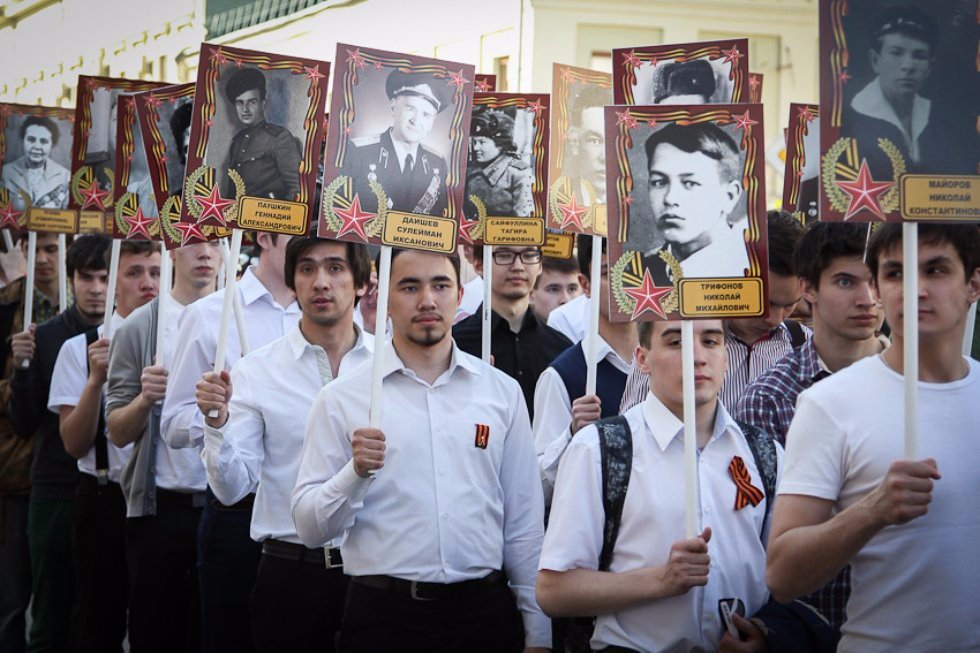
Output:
top-left (155, 241), bottom-right (170, 366)
top-left (219, 239), bottom-right (249, 355)
top-left (585, 235), bottom-right (603, 395)
top-left (102, 239), bottom-right (121, 339)
top-left (20, 232), bottom-right (36, 369)
top-left (369, 246), bottom-right (392, 429)
top-left (902, 222), bottom-right (918, 459)
top-left (2, 230), bottom-right (13, 253)
top-left (218, 238), bottom-right (229, 290)
top-left (207, 229), bottom-right (243, 418)
top-left (481, 245), bottom-right (493, 363)
top-left (963, 301), bottom-right (977, 357)
top-left (681, 319), bottom-right (698, 538)
top-left (57, 234), bottom-right (68, 313)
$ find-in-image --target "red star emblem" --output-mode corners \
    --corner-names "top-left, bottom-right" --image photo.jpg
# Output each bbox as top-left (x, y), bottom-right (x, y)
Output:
top-left (304, 65), bottom-right (325, 81)
top-left (83, 77), bottom-right (96, 91)
top-left (333, 194), bottom-right (375, 242)
top-left (233, 58), bottom-right (244, 68)
top-left (123, 207), bottom-right (156, 239)
top-left (623, 196), bottom-right (633, 205)
top-left (528, 99), bottom-right (547, 116)
top-left (210, 49), bottom-right (228, 65)
top-left (622, 49), bottom-right (642, 68)
top-left (732, 110), bottom-right (758, 133)
top-left (646, 118), bottom-right (658, 128)
top-left (623, 269), bottom-right (673, 320)
top-left (560, 68), bottom-right (575, 83)
top-left (556, 194), bottom-right (589, 231)
top-left (194, 185), bottom-right (235, 226)
top-left (722, 45), bottom-right (744, 66)
top-left (749, 76), bottom-right (760, 89)
top-left (346, 48), bottom-right (366, 69)
top-left (836, 160), bottom-right (893, 221)
top-left (458, 217), bottom-right (479, 244)
top-left (373, 60), bottom-right (382, 70)
top-left (474, 79), bottom-right (491, 92)
top-left (80, 180), bottom-right (110, 211)
top-left (838, 70), bottom-right (851, 83)
top-left (144, 94), bottom-right (162, 109)
top-left (616, 109), bottom-right (638, 130)
top-left (0, 201), bottom-right (23, 229)
top-left (205, 118), bottom-right (214, 128)
top-left (797, 105), bottom-right (816, 122)
top-left (448, 69), bottom-right (470, 90)
top-left (174, 221), bottom-right (208, 246)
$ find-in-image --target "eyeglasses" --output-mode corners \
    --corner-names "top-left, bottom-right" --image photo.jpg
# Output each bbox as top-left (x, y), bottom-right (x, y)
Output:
top-left (492, 250), bottom-right (542, 265)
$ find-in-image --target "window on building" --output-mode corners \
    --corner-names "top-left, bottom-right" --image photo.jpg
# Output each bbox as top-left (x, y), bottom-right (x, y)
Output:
top-left (494, 56), bottom-right (510, 91)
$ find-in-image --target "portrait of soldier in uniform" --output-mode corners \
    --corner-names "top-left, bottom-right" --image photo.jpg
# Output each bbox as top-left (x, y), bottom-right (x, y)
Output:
top-left (464, 109), bottom-right (533, 217)
top-left (220, 66), bottom-right (302, 201)
top-left (2, 114), bottom-right (72, 210)
top-left (84, 90), bottom-right (121, 194)
top-left (341, 70), bottom-right (452, 217)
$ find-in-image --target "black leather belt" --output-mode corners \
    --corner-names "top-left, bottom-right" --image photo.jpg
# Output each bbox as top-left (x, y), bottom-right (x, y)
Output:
top-left (351, 570), bottom-right (504, 601)
top-left (156, 488), bottom-right (206, 510)
top-left (209, 493), bottom-right (255, 512)
top-left (261, 539), bottom-right (343, 569)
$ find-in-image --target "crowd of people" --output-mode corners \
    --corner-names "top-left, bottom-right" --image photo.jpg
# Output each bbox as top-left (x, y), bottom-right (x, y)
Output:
top-left (0, 215), bottom-right (977, 653)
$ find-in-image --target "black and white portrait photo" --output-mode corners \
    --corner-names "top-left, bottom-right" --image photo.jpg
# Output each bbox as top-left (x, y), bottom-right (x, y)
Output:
top-left (163, 99), bottom-right (193, 198)
top-left (114, 96), bottom-right (158, 218)
top-left (644, 58), bottom-right (734, 105)
top-left (464, 105), bottom-right (535, 218)
top-left (340, 68), bottom-right (457, 217)
top-left (839, 1), bottom-right (978, 178)
top-left (85, 87), bottom-right (124, 193)
top-left (1, 109), bottom-right (73, 210)
top-left (561, 81), bottom-right (609, 206)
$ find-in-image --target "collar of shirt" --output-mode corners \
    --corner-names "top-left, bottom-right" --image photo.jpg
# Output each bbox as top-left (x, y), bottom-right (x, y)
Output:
top-left (729, 321), bottom-right (790, 349)
top-left (488, 305), bottom-right (541, 335)
top-left (666, 218), bottom-right (749, 280)
top-left (387, 130), bottom-right (419, 172)
top-left (798, 338), bottom-right (830, 382)
top-left (382, 340), bottom-right (483, 386)
top-left (592, 333), bottom-right (634, 373)
top-left (851, 78), bottom-right (931, 159)
top-left (642, 389), bottom-right (738, 453)
top-left (238, 266), bottom-right (296, 311)
top-left (285, 320), bottom-right (374, 362)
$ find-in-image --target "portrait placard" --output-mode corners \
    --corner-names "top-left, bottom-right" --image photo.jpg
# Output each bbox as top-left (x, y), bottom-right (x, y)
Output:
top-left (69, 76), bottom-right (167, 233)
top-left (782, 103), bottom-right (820, 223)
top-left (474, 74), bottom-right (497, 92)
top-left (317, 44), bottom-right (475, 254)
top-left (0, 103), bottom-right (75, 233)
top-left (820, 0), bottom-right (979, 222)
top-left (605, 104), bottom-right (768, 321)
top-left (749, 72), bottom-right (764, 104)
top-left (111, 95), bottom-right (160, 240)
top-left (548, 64), bottom-right (612, 237)
top-left (461, 93), bottom-right (549, 246)
top-left (179, 44), bottom-right (330, 241)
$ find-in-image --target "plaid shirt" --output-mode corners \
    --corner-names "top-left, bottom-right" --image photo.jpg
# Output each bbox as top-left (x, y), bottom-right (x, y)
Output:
top-left (735, 338), bottom-right (849, 632)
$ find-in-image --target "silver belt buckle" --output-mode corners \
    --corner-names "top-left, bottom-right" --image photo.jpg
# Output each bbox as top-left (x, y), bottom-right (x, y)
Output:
top-left (409, 580), bottom-right (435, 601)
top-left (324, 548), bottom-right (343, 570)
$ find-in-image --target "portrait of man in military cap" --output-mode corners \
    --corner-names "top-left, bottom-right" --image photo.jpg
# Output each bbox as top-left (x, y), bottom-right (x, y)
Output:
top-left (217, 66), bottom-right (303, 201)
top-left (646, 58), bottom-right (734, 105)
top-left (464, 107), bottom-right (534, 217)
top-left (340, 69), bottom-right (454, 217)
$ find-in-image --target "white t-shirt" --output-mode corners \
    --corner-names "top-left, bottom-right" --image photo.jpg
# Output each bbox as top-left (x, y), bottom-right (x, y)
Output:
top-left (780, 355), bottom-right (980, 653)
top-left (547, 292), bottom-right (588, 343)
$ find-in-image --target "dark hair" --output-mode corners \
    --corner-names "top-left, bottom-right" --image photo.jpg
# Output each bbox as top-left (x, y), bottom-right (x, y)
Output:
top-left (67, 235), bottom-right (110, 277)
top-left (867, 223), bottom-right (980, 282)
top-left (109, 239), bottom-right (157, 268)
top-left (284, 237), bottom-right (372, 305)
top-left (637, 320), bottom-right (655, 348)
top-left (19, 115), bottom-right (60, 147)
top-left (570, 84), bottom-right (608, 128)
top-left (251, 232), bottom-right (280, 254)
top-left (540, 255), bottom-right (580, 276)
top-left (576, 234), bottom-right (607, 280)
top-left (795, 222), bottom-right (870, 288)
top-left (170, 102), bottom-right (193, 164)
top-left (871, 6), bottom-right (938, 54)
top-left (389, 248), bottom-right (462, 288)
top-left (767, 210), bottom-right (805, 277)
top-left (644, 122), bottom-right (741, 184)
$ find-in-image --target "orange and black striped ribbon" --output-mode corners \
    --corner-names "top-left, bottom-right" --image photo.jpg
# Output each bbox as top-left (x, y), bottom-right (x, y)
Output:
top-left (728, 455), bottom-right (764, 510)
top-left (474, 424), bottom-right (490, 449)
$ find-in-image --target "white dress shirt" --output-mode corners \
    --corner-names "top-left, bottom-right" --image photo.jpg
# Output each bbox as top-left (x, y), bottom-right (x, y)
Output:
top-left (203, 323), bottom-right (373, 544)
top-left (663, 218), bottom-right (751, 280)
top-left (291, 342), bottom-right (550, 648)
top-left (532, 334), bottom-right (631, 503)
top-left (541, 393), bottom-right (780, 652)
top-left (48, 312), bottom-right (132, 482)
top-left (454, 274), bottom-right (484, 323)
top-left (161, 267), bottom-right (300, 450)
top-left (546, 292), bottom-right (588, 343)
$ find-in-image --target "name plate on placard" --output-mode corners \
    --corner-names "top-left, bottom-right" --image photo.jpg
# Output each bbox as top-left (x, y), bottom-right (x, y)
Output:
top-left (901, 176), bottom-right (980, 221)
top-left (381, 212), bottom-right (458, 254)
top-left (27, 208), bottom-right (77, 234)
top-left (541, 232), bottom-right (575, 259)
top-left (679, 278), bottom-right (764, 318)
top-left (78, 210), bottom-right (106, 234)
top-left (484, 217), bottom-right (545, 246)
top-left (237, 197), bottom-right (309, 235)
top-left (592, 204), bottom-right (608, 237)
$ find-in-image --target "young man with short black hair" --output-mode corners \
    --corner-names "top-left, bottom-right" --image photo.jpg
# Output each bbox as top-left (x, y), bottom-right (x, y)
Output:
top-left (530, 256), bottom-right (583, 323)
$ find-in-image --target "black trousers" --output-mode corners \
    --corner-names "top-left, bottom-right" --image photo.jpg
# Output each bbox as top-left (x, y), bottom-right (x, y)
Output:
top-left (338, 575), bottom-right (524, 653)
top-left (0, 495), bottom-right (31, 653)
top-left (71, 476), bottom-right (128, 653)
top-left (125, 490), bottom-right (203, 653)
top-left (249, 551), bottom-right (349, 652)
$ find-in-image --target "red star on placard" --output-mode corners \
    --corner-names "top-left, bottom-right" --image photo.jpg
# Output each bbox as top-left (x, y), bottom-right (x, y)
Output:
top-left (458, 217), bottom-right (478, 244)
top-left (333, 194), bottom-right (375, 242)
top-left (174, 221), bottom-right (208, 246)
top-left (646, 118), bottom-right (658, 128)
top-left (373, 60), bottom-right (382, 70)
top-left (560, 68), bottom-right (575, 83)
top-left (733, 110), bottom-right (758, 132)
top-left (836, 160), bottom-right (893, 221)
top-left (80, 181), bottom-right (110, 211)
top-left (623, 196), bottom-right (633, 205)
top-left (838, 70), bottom-right (851, 83)
top-left (205, 118), bottom-right (214, 128)
top-left (346, 48), bottom-right (366, 69)
top-left (210, 49), bottom-right (228, 65)
top-left (723, 45), bottom-right (744, 66)
top-left (556, 194), bottom-right (589, 231)
top-left (528, 98), bottom-right (547, 115)
top-left (474, 79), bottom-right (491, 92)
top-left (749, 76), bottom-right (760, 90)
top-left (797, 105), bottom-right (816, 122)
top-left (622, 49), bottom-right (642, 68)
top-left (448, 69), bottom-right (470, 90)
top-left (144, 94), bottom-right (162, 109)
top-left (83, 77), bottom-right (96, 91)
top-left (304, 65), bottom-right (325, 81)
top-left (623, 269), bottom-right (673, 320)
top-left (194, 186), bottom-right (235, 226)
top-left (123, 207), bottom-right (156, 239)
top-left (616, 109), bottom-right (638, 130)
top-left (233, 58), bottom-right (244, 68)
top-left (0, 202), bottom-right (23, 229)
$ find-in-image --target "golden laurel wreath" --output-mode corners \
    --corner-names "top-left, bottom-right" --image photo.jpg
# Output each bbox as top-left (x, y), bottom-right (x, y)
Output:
top-left (183, 166), bottom-right (245, 222)
top-left (70, 166), bottom-right (114, 208)
top-left (466, 194), bottom-right (488, 241)
top-left (822, 137), bottom-right (905, 214)
top-left (159, 195), bottom-right (230, 244)
top-left (322, 175), bottom-right (386, 239)
top-left (0, 188), bottom-right (32, 229)
top-left (113, 192), bottom-right (161, 238)
top-left (549, 176), bottom-right (599, 230)
top-left (611, 249), bottom-right (682, 317)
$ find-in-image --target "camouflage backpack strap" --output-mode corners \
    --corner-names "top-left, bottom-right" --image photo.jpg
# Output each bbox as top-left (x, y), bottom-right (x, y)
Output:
top-left (736, 419), bottom-right (778, 538)
top-left (596, 415), bottom-right (633, 572)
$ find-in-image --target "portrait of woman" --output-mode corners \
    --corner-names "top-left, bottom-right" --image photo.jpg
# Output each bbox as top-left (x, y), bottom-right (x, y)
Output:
top-left (1, 115), bottom-right (71, 210)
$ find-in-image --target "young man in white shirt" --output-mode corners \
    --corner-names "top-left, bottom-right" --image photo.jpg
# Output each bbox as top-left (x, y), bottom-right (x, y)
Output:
top-left (537, 319), bottom-right (778, 652)
top-left (530, 255), bottom-right (584, 323)
top-left (50, 239), bottom-right (160, 653)
top-left (105, 240), bottom-right (220, 652)
top-left (195, 237), bottom-right (373, 652)
top-left (160, 232), bottom-right (298, 653)
top-left (292, 249), bottom-right (550, 652)
top-left (767, 223), bottom-right (980, 652)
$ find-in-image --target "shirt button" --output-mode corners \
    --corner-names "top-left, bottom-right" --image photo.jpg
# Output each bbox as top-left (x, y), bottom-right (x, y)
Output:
top-left (442, 513), bottom-right (448, 519)
top-left (438, 468), bottom-right (445, 475)
top-left (704, 506), bottom-right (711, 514)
